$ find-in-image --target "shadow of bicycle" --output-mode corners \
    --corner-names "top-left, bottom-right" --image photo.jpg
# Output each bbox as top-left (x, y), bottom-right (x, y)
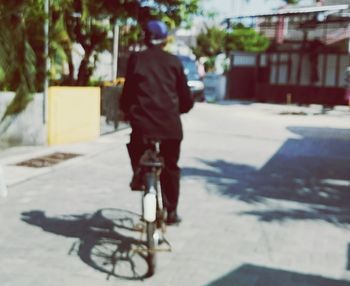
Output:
top-left (21, 208), bottom-right (150, 280)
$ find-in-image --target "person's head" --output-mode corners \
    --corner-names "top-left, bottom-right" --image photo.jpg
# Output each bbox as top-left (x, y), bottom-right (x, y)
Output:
top-left (143, 20), bottom-right (168, 47)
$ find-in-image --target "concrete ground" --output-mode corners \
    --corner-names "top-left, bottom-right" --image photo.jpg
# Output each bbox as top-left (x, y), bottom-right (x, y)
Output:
top-left (0, 101), bottom-right (350, 286)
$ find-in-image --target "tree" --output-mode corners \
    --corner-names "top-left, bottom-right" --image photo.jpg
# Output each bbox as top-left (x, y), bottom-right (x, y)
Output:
top-left (192, 27), bottom-right (226, 71)
top-left (225, 24), bottom-right (270, 53)
top-left (45, 0), bottom-right (202, 85)
top-left (48, 0), bottom-right (201, 86)
top-left (0, 0), bottom-right (200, 125)
top-left (0, 0), bottom-right (37, 124)
top-left (49, 0), bottom-right (107, 85)
top-left (193, 27), bottom-right (226, 58)
top-left (193, 24), bottom-right (270, 71)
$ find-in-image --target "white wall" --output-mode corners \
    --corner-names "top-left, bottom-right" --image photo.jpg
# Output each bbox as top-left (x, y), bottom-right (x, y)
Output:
top-left (0, 92), bottom-right (46, 147)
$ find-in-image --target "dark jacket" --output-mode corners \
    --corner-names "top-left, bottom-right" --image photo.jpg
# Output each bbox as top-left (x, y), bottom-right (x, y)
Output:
top-left (120, 46), bottom-right (193, 140)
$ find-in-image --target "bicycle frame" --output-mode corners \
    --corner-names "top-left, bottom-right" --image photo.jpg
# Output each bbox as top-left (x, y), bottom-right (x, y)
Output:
top-left (137, 139), bottom-right (170, 276)
top-left (140, 140), bottom-right (164, 224)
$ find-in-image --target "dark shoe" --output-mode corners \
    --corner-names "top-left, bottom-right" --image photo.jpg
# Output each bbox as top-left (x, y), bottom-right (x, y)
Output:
top-left (129, 170), bottom-right (144, 191)
top-left (166, 211), bottom-right (182, 225)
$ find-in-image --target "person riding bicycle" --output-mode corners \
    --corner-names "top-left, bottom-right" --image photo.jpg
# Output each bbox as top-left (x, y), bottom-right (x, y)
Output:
top-left (120, 20), bottom-right (194, 225)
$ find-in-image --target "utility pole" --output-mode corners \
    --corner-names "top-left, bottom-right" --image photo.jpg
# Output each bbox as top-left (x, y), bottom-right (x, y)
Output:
top-left (43, 0), bottom-right (49, 124)
top-left (112, 22), bottom-right (119, 81)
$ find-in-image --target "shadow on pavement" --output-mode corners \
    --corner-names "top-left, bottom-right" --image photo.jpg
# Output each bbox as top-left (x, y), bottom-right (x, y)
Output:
top-left (205, 264), bottom-right (350, 286)
top-left (183, 126), bottom-right (350, 225)
top-left (21, 209), bottom-right (150, 280)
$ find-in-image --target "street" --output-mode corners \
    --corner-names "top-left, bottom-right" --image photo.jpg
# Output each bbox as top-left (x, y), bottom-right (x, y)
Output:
top-left (1, 101), bottom-right (350, 286)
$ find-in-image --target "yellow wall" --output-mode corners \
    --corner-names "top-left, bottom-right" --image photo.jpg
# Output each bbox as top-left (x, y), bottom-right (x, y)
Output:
top-left (48, 87), bottom-right (100, 145)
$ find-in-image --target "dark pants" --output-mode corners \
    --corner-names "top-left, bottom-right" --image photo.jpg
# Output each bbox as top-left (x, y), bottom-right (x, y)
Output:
top-left (127, 131), bottom-right (181, 212)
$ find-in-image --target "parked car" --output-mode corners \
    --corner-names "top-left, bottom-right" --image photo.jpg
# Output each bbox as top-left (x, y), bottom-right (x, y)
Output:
top-left (178, 55), bottom-right (204, 101)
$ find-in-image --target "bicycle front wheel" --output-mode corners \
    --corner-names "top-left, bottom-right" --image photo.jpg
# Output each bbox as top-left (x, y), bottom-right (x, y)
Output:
top-left (144, 172), bottom-right (158, 276)
top-left (146, 221), bottom-right (156, 276)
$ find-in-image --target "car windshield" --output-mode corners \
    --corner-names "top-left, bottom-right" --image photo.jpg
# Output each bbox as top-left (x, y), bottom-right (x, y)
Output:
top-left (179, 57), bottom-right (200, 81)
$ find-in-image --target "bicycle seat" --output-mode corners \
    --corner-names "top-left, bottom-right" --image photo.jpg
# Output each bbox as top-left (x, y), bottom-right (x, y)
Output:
top-left (142, 137), bottom-right (162, 145)
top-left (140, 160), bottom-right (163, 168)
top-left (140, 148), bottom-right (163, 168)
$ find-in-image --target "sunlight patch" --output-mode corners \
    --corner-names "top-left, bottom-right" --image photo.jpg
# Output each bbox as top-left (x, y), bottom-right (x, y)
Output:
top-left (321, 179), bottom-right (350, 187)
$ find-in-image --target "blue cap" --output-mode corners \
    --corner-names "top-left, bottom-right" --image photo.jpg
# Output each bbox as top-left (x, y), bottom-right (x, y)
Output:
top-left (145, 20), bottom-right (168, 44)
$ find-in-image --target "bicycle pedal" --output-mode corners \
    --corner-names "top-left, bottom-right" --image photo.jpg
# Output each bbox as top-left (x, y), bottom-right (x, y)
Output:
top-left (155, 233), bottom-right (172, 250)
top-left (153, 245), bottom-right (172, 252)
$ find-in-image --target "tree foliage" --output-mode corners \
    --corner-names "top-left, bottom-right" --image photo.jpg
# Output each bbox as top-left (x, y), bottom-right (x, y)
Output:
top-left (0, 0), bottom-right (37, 121)
top-left (0, 0), bottom-right (200, 123)
top-left (193, 27), bottom-right (226, 58)
top-left (48, 0), bottom-right (200, 85)
top-left (193, 24), bottom-right (270, 70)
top-left (225, 24), bottom-right (270, 53)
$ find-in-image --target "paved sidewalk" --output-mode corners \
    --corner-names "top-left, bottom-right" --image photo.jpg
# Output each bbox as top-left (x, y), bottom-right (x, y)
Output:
top-left (0, 101), bottom-right (350, 286)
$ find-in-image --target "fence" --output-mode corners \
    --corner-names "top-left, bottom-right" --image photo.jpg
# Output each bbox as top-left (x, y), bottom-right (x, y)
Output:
top-left (259, 52), bottom-right (349, 88)
top-left (226, 51), bottom-right (350, 105)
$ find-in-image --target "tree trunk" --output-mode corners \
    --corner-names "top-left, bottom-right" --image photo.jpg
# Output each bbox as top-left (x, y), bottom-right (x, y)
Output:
top-left (64, 45), bottom-right (75, 85)
top-left (77, 49), bottom-right (93, 86)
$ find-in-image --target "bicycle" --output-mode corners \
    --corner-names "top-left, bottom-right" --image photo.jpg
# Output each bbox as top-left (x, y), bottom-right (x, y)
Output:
top-left (136, 138), bottom-right (171, 277)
